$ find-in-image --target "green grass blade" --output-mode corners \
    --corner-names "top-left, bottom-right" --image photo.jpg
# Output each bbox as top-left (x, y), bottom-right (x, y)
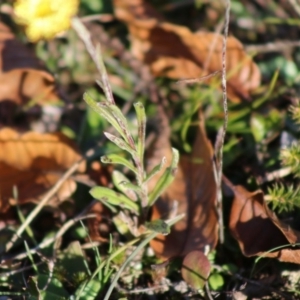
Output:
top-left (252, 70), bottom-right (279, 109)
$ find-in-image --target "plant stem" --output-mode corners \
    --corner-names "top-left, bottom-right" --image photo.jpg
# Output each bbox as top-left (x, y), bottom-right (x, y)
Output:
top-left (71, 17), bottom-right (115, 105)
top-left (215, 0), bottom-right (231, 245)
top-left (134, 156), bottom-right (149, 210)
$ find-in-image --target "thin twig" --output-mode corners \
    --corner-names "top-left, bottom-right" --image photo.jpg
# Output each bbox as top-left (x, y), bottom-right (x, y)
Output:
top-left (3, 214), bottom-right (96, 262)
top-left (81, 241), bottom-right (101, 249)
top-left (175, 18), bottom-right (223, 85)
top-left (202, 19), bottom-right (225, 75)
top-left (71, 17), bottom-right (115, 104)
top-left (287, 0), bottom-right (300, 17)
top-left (80, 14), bottom-right (114, 23)
top-left (205, 282), bottom-right (214, 300)
top-left (211, 263), bottom-right (293, 299)
top-left (52, 214), bottom-right (94, 254)
top-left (115, 283), bottom-right (169, 295)
top-left (176, 71), bottom-right (221, 85)
top-left (234, 273), bottom-right (293, 300)
top-left (0, 261), bottom-right (44, 277)
top-left (214, 0), bottom-right (231, 244)
top-left (245, 40), bottom-right (300, 54)
top-left (258, 166), bottom-right (292, 184)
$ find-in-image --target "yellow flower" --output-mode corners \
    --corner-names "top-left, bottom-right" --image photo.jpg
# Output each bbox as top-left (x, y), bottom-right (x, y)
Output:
top-left (14, 0), bottom-right (79, 42)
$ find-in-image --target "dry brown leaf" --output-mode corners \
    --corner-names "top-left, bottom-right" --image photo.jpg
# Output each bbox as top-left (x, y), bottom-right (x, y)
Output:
top-left (227, 177), bottom-right (300, 264)
top-left (0, 128), bottom-right (86, 213)
top-left (86, 161), bottom-right (113, 242)
top-left (0, 22), bottom-right (59, 107)
top-left (113, 0), bottom-right (261, 102)
top-left (88, 161), bottom-right (113, 187)
top-left (87, 201), bottom-right (111, 242)
top-left (148, 108), bottom-right (218, 259)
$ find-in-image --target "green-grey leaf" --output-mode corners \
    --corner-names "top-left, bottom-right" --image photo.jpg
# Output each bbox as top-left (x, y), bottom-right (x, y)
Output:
top-left (84, 93), bottom-right (127, 141)
top-left (148, 148), bottom-right (179, 206)
top-left (101, 154), bottom-right (137, 175)
top-left (104, 132), bottom-right (137, 157)
top-left (113, 213), bottom-right (132, 236)
top-left (90, 186), bottom-right (139, 213)
top-left (112, 171), bottom-right (137, 201)
top-left (100, 102), bottom-right (135, 148)
top-left (100, 102), bottom-right (128, 130)
top-left (134, 102), bottom-right (146, 164)
top-left (119, 181), bottom-right (142, 194)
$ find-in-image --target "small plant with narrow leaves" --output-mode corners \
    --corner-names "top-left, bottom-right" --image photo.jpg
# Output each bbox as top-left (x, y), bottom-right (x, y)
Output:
top-left (71, 18), bottom-right (183, 300)
top-left (85, 93), bottom-right (179, 220)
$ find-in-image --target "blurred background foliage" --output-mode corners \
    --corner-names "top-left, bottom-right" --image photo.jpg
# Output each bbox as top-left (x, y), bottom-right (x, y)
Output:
top-left (2, 0), bottom-right (300, 298)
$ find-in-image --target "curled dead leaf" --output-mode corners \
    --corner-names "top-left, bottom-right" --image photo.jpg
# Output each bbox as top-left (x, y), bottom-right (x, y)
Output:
top-left (0, 128), bottom-right (86, 213)
top-left (113, 0), bottom-right (261, 102)
top-left (0, 22), bottom-right (59, 113)
top-left (148, 108), bottom-right (218, 259)
top-left (227, 177), bottom-right (300, 264)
